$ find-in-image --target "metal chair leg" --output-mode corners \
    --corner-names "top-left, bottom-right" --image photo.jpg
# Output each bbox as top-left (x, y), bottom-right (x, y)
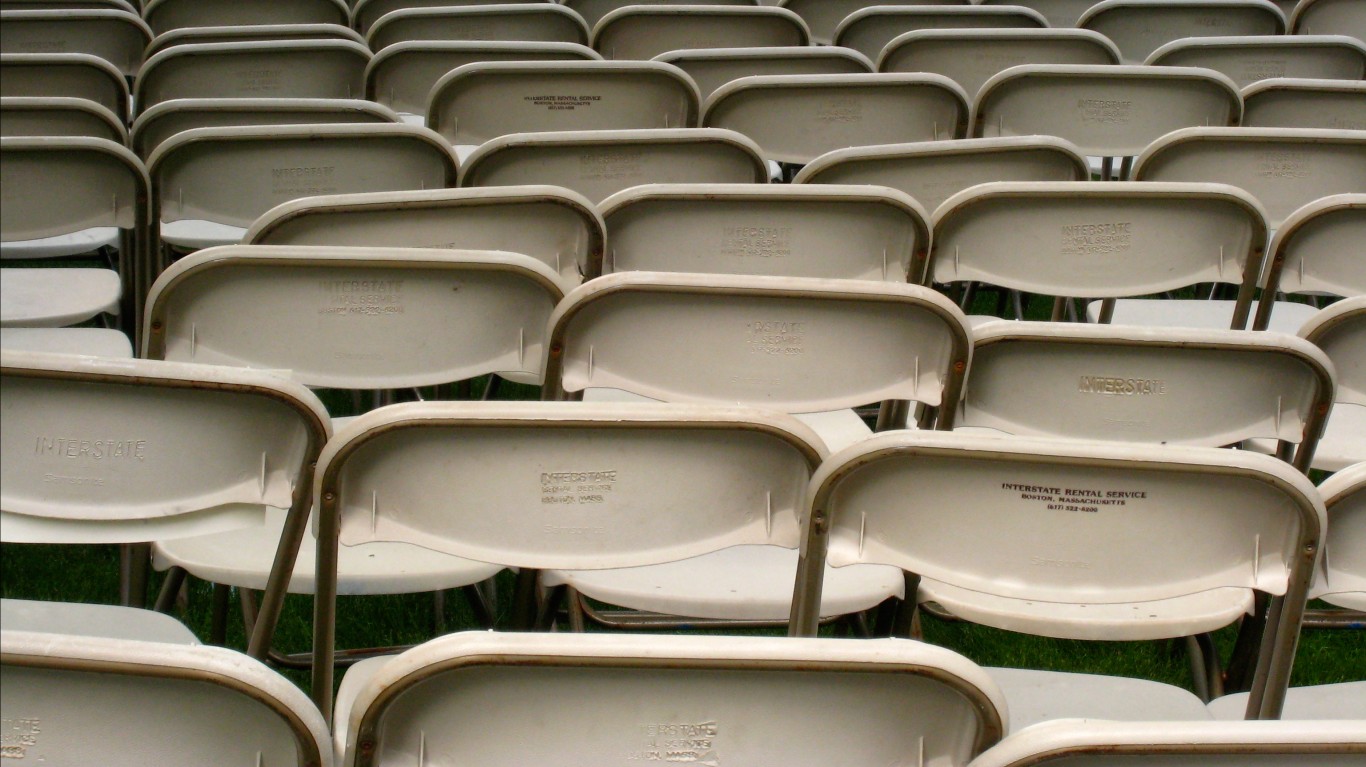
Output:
top-left (153, 566), bottom-right (188, 613)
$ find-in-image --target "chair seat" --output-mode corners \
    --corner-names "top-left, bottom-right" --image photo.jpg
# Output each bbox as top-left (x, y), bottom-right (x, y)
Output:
top-left (921, 579), bottom-right (1255, 641)
top-left (0, 268), bottom-right (120, 327)
top-left (544, 544), bottom-right (904, 621)
top-left (988, 666), bottom-right (1211, 734)
top-left (0, 227), bottom-right (120, 260)
top-left (1207, 681), bottom-right (1366, 721)
top-left (0, 327), bottom-right (132, 357)
top-left (0, 598), bottom-right (199, 644)
top-left (1090, 298), bottom-right (1319, 333)
top-left (332, 653), bottom-right (389, 757)
top-left (158, 218), bottom-right (248, 251)
top-left (152, 506), bottom-right (504, 596)
top-left (1244, 403), bottom-right (1366, 472)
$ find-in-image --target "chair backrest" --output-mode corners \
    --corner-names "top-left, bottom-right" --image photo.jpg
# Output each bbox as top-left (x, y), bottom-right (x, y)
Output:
top-left (459, 127), bottom-right (767, 204)
top-left (333, 631), bottom-right (1006, 767)
top-left (0, 0), bottom-right (136, 10)
top-left (961, 321), bottom-right (1334, 472)
top-left (778, 0), bottom-right (962, 46)
top-left (244, 185), bottom-right (604, 284)
top-left (1148, 34), bottom-right (1366, 88)
top-left (834, 6), bottom-right (1048, 64)
top-left (794, 136), bottom-right (1090, 214)
top-left (351, 0), bottom-right (546, 36)
top-left (977, 0), bottom-right (1103, 28)
top-left (1292, 0), bottom-right (1366, 38)
top-left (703, 73), bottom-right (969, 165)
top-left (143, 244), bottom-right (571, 389)
top-left (1313, 460), bottom-right (1366, 612)
top-left (0, 96), bottom-right (127, 143)
top-left (1242, 77), bottom-right (1366, 130)
top-left (929, 181), bottom-right (1269, 326)
top-left (1132, 127), bottom-right (1366, 230)
top-left (544, 271), bottom-right (972, 422)
top-left (427, 60), bottom-right (701, 147)
top-left (142, 0), bottom-right (348, 36)
top-left (143, 22), bottom-right (365, 60)
top-left (591, 5), bottom-right (810, 61)
top-left (0, 9), bottom-right (152, 78)
top-left (0, 349), bottom-right (329, 544)
top-left (655, 45), bottom-right (872, 101)
top-left (968, 719), bottom-right (1365, 767)
top-left (879, 29), bottom-right (1122, 100)
top-left (1078, 0), bottom-right (1286, 65)
top-left (365, 40), bottom-right (601, 119)
top-left (366, 5), bottom-right (590, 53)
top-left (569, 0), bottom-right (758, 30)
top-left (1256, 194), bottom-right (1365, 328)
top-left (598, 183), bottom-right (930, 282)
top-left (134, 40), bottom-right (371, 115)
top-left (972, 64), bottom-right (1243, 159)
top-left (790, 429), bottom-right (1325, 720)
top-left (0, 53), bottom-right (129, 120)
top-left (1300, 296), bottom-right (1366, 410)
top-left (130, 97), bottom-right (397, 158)
top-left (1, 629), bottom-right (333, 767)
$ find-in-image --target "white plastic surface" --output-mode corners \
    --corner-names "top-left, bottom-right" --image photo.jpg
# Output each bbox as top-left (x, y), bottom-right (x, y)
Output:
top-left (592, 5), bottom-right (809, 61)
top-left (0, 598), bottom-right (198, 644)
top-left (834, 5), bottom-right (1048, 62)
top-left (1313, 461), bottom-right (1366, 610)
top-left (1080, 0), bottom-right (1287, 64)
top-left (1208, 681), bottom-right (1366, 720)
top-left (987, 667), bottom-right (1211, 734)
top-left (0, 267), bottom-right (120, 327)
top-left (0, 327), bottom-right (132, 358)
top-left (1301, 297), bottom-right (1366, 471)
top-left (1148, 34), bottom-right (1366, 89)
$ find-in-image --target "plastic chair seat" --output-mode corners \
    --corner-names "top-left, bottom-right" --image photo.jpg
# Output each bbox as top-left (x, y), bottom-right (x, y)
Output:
top-left (1310, 404), bottom-right (1366, 472)
top-left (0, 327), bottom-right (132, 357)
top-left (545, 544), bottom-right (903, 621)
top-left (1207, 681), bottom-right (1366, 721)
top-left (987, 666), bottom-right (1211, 734)
top-left (0, 598), bottom-right (198, 644)
top-left (1093, 297), bottom-right (1320, 333)
top-left (157, 218), bottom-right (248, 251)
top-left (0, 226), bottom-right (119, 259)
top-left (0, 267), bottom-right (119, 327)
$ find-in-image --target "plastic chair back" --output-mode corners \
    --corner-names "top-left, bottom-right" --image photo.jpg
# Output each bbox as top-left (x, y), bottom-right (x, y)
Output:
top-left (0, 9), bottom-right (151, 77)
top-left (1079, 0), bottom-right (1287, 65)
top-left (366, 5), bottom-right (589, 53)
top-left (1291, 0), bottom-right (1366, 39)
top-left (0, 52), bottom-right (128, 120)
top-left (656, 45), bottom-right (871, 101)
top-left (1148, 34), bottom-right (1366, 89)
top-left (351, 0), bottom-right (546, 35)
top-left (879, 29), bottom-right (1121, 100)
top-left (143, 22), bottom-right (364, 59)
top-left (1242, 77), bottom-right (1366, 129)
top-left (130, 97), bottom-right (397, 158)
top-left (834, 6), bottom-right (1047, 63)
top-left (569, 0), bottom-right (758, 30)
top-left (142, 0), bottom-right (348, 36)
top-left (591, 5), bottom-right (809, 61)
top-left (0, 96), bottom-right (126, 143)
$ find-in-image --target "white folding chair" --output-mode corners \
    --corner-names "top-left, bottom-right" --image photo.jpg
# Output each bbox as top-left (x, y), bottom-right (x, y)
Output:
top-left (133, 39), bottom-right (371, 116)
top-left (1243, 77), bottom-right (1366, 130)
top-left (0, 327), bottom-right (133, 358)
top-left (0, 0), bottom-right (136, 10)
top-left (778, 0), bottom-right (963, 46)
top-left (142, 0), bottom-right (349, 36)
top-left (972, 64), bottom-right (1243, 179)
top-left (703, 73), bottom-right (968, 169)
top-left (833, 5), bottom-right (1048, 64)
top-left (977, 0), bottom-right (1104, 28)
top-left (350, 0), bottom-right (547, 36)
top-left (1, 597), bottom-right (196, 642)
top-left (142, 22), bottom-right (366, 60)
top-left (1291, 0), bottom-right (1366, 39)
top-left (0, 95), bottom-right (127, 143)
top-left (879, 29), bottom-right (1122, 100)
top-left (365, 40), bottom-right (600, 123)
top-left (598, 182), bottom-right (930, 282)
top-left (0, 9), bottom-right (152, 79)
top-left (1148, 34), bottom-right (1366, 88)
top-left (568, 0), bottom-right (759, 30)
top-left (969, 719), bottom-right (1365, 765)
top-left (129, 97), bottom-right (398, 158)
top-left (1078, 0), bottom-right (1287, 65)
top-left (1312, 462), bottom-right (1366, 617)
top-left (1209, 680), bottom-right (1366, 720)
top-left (366, 5), bottom-right (590, 53)
top-left (656, 45), bottom-right (873, 101)
top-left (1299, 297), bottom-right (1366, 471)
top-left (459, 127), bottom-right (768, 203)
top-left (794, 136), bottom-right (1090, 215)
top-left (791, 430), bottom-right (1325, 724)
top-left (1, 629), bottom-right (333, 767)
top-left (245, 185), bottom-right (603, 284)
top-left (333, 632), bottom-right (1007, 767)
top-left (591, 5), bottom-right (810, 61)
top-left (0, 52), bottom-right (129, 121)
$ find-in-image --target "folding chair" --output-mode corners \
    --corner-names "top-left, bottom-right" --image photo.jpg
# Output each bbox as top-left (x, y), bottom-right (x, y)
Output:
top-left (778, 0), bottom-right (964, 46)
top-left (977, 0), bottom-right (1105, 28)
top-left (1299, 297), bottom-right (1366, 471)
top-left (143, 22), bottom-right (366, 60)
top-left (794, 135), bottom-right (1090, 215)
top-left (1310, 461), bottom-right (1366, 618)
top-left (833, 6), bottom-right (1048, 64)
top-left (130, 97), bottom-right (398, 158)
top-left (0, 9), bottom-right (152, 79)
top-left (568, 0), bottom-right (759, 30)
top-left (0, 327), bottom-right (134, 357)
top-left (598, 183), bottom-right (931, 282)
top-left (1243, 77), bottom-right (1366, 130)
top-left (141, 0), bottom-right (349, 37)
top-left (459, 127), bottom-right (768, 203)
top-left (1078, 0), bottom-right (1287, 65)
top-left (1291, 0), bottom-right (1366, 39)
top-left (244, 185), bottom-right (604, 284)
top-left (702, 73), bottom-right (969, 167)
top-left (146, 123), bottom-right (458, 270)
top-left (0, 96), bottom-right (127, 143)
top-left (879, 29), bottom-right (1122, 100)
top-left (333, 632), bottom-right (1006, 767)
top-left (1, 629), bottom-right (333, 767)
top-left (1148, 34), bottom-right (1366, 88)
top-left (969, 719), bottom-right (1365, 766)
top-left (1208, 680), bottom-right (1366, 720)
top-left (973, 64), bottom-right (1243, 179)
top-left (656, 45), bottom-right (873, 101)
top-left (929, 181), bottom-right (1269, 327)
top-left (134, 40), bottom-right (371, 116)
top-left (790, 430), bottom-right (1325, 723)
top-left (0, 349), bottom-right (329, 634)
top-left (365, 5), bottom-right (590, 53)
top-left (1, 136), bottom-right (149, 336)
top-left (1132, 127), bottom-right (1366, 229)
top-left (365, 41), bottom-right (600, 123)
top-left (591, 5), bottom-right (809, 61)
top-left (350, 0), bottom-right (547, 36)
top-left (427, 60), bottom-right (701, 155)
top-left (2, 597), bottom-right (196, 642)
top-left (0, 52), bottom-right (129, 122)
top-left (0, 0), bottom-right (136, 10)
